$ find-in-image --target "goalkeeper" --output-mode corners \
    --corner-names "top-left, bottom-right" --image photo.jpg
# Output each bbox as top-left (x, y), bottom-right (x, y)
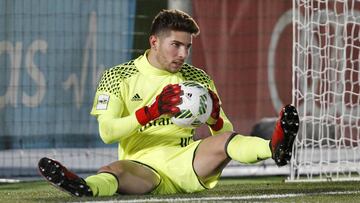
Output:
top-left (38, 9), bottom-right (299, 197)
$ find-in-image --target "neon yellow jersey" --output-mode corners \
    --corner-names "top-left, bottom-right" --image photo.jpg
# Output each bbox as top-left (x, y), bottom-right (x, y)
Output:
top-left (91, 51), bottom-right (233, 160)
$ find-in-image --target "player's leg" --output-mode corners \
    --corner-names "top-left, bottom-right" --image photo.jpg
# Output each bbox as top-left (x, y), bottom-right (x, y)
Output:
top-left (38, 157), bottom-right (160, 197)
top-left (193, 131), bottom-right (233, 182)
top-left (193, 132), bottom-right (271, 182)
top-left (87, 160), bottom-right (160, 195)
top-left (193, 104), bottom-right (299, 182)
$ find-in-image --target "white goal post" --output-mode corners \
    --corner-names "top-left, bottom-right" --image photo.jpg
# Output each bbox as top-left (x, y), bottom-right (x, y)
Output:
top-left (290, 0), bottom-right (360, 181)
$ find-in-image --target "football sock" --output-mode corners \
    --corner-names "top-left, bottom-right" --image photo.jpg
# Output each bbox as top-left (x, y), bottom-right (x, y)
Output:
top-left (226, 134), bottom-right (272, 164)
top-left (85, 172), bottom-right (118, 196)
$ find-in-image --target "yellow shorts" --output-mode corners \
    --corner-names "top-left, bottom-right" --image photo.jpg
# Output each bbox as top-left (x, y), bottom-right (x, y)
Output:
top-left (131, 140), bottom-right (220, 195)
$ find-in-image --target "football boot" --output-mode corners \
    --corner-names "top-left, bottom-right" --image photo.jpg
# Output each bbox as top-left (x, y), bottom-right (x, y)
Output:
top-left (270, 104), bottom-right (300, 166)
top-left (38, 157), bottom-right (93, 197)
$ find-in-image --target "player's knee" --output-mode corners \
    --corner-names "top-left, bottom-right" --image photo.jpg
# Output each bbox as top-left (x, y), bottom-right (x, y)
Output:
top-left (97, 163), bottom-right (124, 177)
top-left (223, 132), bottom-right (239, 157)
top-left (211, 131), bottom-right (236, 156)
top-left (220, 131), bottom-right (237, 146)
top-left (98, 165), bottom-right (111, 173)
top-left (222, 131), bottom-right (236, 139)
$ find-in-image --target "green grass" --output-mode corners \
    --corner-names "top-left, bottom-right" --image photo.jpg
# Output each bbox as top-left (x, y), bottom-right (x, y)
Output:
top-left (1, 176), bottom-right (360, 202)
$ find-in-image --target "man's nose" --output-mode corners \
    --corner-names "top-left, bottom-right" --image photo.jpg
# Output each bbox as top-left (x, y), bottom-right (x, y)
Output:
top-left (178, 47), bottom-right (189, 59)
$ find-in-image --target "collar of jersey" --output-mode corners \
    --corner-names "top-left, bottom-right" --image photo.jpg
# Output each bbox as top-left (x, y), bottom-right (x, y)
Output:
top-left (135, 50), bottom-right (175, 76)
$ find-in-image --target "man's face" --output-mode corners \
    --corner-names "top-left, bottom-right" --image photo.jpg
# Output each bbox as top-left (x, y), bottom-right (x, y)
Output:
top-left (152, 30), bottom-right (193, 73)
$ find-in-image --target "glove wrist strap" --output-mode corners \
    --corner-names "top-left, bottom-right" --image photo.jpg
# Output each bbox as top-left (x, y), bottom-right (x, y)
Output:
top-left (135, 107), bottom-right (151, 126)
top-left (206, 116), bottom-right (218, 125)
top-left (209, 117), bottom-right (224, 131)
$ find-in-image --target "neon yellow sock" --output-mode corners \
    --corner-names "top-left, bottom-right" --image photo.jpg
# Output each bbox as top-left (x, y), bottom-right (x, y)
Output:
top-left (226, 134), bottom-right (272, 164)
top-left (85, 173), bottom-right (118, 196)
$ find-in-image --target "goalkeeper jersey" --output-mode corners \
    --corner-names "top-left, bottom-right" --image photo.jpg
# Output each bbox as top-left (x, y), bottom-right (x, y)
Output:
top-left (91, 51), bottom-right (233, 160)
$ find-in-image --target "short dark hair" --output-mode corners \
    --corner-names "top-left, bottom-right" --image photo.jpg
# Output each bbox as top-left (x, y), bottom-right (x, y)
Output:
top-left (150, 9), bottom-right (200, 36)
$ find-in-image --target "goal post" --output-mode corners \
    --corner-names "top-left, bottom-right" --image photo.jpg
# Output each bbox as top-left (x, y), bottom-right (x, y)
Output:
top-left (290, 0), bottom-right (360, 181)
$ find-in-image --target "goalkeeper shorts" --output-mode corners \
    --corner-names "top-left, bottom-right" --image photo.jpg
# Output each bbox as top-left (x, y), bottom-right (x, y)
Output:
top-left (129, 140), bottom-right (221, 195)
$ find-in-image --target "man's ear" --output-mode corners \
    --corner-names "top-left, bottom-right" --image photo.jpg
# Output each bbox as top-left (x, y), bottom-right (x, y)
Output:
top-left (149, 35), bottom-right (158, 50)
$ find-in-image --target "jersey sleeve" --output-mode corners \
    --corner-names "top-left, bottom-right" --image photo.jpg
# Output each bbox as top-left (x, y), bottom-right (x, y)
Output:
top-left (90, 67), bottom-right (141, 144)
top-left (91, 68), bottom-right (124, 117)
top-left (208, 80), bottom-right (234, 135)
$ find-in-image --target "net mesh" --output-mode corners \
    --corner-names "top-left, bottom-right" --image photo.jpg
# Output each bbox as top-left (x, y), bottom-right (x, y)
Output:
top-left (291, 0), bottom-right (360, 181)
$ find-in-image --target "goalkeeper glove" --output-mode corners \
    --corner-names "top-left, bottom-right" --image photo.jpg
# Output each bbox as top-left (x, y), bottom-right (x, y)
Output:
top-left (136, 84), bottom-right (182, 125)
top-left (206, 89), bottom-right (224, 131)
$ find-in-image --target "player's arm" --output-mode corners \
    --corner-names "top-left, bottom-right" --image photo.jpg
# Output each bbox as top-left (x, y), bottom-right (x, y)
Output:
top-left (206, 81), bottom-right (233, 135)
top-left (91, 91), bottom-right (140, 144)
top-left (91, 79), bottom-right (182, 144)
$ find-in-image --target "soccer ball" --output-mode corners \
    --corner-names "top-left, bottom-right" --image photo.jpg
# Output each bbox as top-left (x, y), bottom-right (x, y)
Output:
top-left (171, 81), bottom-right (213, 128)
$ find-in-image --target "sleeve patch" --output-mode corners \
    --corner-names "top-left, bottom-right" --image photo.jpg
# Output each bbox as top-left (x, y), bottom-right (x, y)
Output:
top-left (96, 94), bottom-right (110, 110)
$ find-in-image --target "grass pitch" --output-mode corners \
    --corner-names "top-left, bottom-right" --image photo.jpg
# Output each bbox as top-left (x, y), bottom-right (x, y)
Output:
top-left (1, 176), bottom-right (360, 202)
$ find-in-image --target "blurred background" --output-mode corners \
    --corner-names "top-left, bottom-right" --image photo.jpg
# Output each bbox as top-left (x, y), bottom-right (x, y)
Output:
top-left (0, 0), bottom-right (293, 178)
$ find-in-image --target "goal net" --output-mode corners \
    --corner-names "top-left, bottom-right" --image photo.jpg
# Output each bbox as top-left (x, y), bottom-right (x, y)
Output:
top-left (291, 0), bottom-right (360, 181)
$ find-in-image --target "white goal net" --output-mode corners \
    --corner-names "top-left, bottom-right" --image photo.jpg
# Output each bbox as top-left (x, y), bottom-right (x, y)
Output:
top-left (291, 0), bottom-right (360, 181)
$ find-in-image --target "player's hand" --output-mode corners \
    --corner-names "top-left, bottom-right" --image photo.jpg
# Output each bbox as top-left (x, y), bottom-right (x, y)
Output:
top-left (206, 89), bottom-right (224, 131)
top-left (136, 84), bottom-right (182, 125)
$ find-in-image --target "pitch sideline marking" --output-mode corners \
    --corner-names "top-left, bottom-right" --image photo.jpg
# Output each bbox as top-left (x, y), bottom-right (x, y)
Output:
top-left (79, 190), bottom-right (360, 202)
top-left (0, 179), bottom-right (21, 183)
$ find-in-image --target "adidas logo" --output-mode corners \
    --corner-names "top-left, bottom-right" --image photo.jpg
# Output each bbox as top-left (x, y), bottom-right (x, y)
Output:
top-left (131, 93), bottom-right (142, 101)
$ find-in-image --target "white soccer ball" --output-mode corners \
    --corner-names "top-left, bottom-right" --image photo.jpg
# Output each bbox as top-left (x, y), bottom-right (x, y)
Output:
top-left (171, 81), bottom-right (213, 128)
